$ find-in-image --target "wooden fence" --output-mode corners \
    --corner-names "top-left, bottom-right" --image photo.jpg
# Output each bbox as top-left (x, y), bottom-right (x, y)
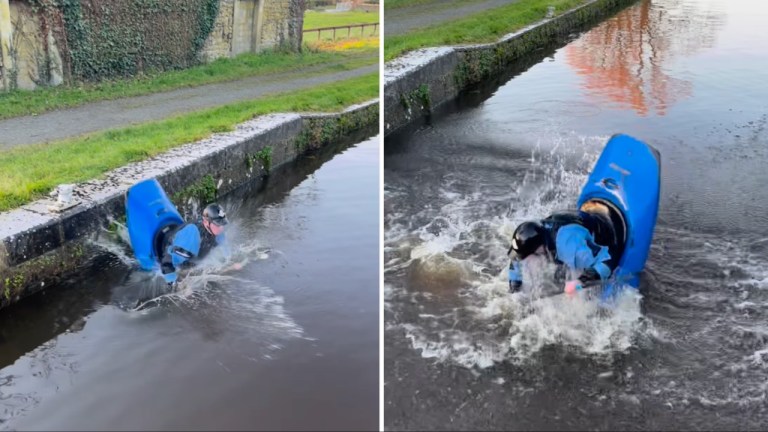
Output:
top-left (303, 23), bottom-right (379, 41)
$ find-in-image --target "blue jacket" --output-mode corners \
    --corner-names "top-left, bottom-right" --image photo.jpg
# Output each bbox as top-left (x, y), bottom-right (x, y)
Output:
top-left (156, 223), bottom-right (201, 284)
top-left (509, 218), bottom-right (612, 288)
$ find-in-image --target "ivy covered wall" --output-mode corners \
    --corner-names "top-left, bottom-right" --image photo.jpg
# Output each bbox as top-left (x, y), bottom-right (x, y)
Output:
top-left (48, 0), bottom-right (220, 81)
top-left (1, 0), bottom-right (303, 89)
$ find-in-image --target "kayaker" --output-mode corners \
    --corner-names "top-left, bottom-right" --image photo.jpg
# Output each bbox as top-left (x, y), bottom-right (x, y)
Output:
top-left (133, 203), bottom-right (240, 309)
top-left (507, 199), bottom-right (624, 293)
top-left (195, 203), bottom-right (229, 260)
top-left (154, 222), bottom-right (202, 286)
top-left (178, 203), bottom-right (244, 276)
top-left (155, 204), bottom-right (229, 287)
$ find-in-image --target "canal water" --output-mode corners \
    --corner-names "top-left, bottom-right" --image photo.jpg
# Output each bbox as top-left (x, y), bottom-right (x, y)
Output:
top-left (0, 133), bottom-right (379, 430)
top-left (385, 0), bottom-right (768, 430)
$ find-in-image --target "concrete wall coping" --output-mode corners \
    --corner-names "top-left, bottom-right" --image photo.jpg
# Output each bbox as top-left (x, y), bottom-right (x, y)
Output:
top-left (382, 16), bottom-right (559, 85)
top-left (303, 98), bottom-right (380, 117)
top-left (383, 0), bottom-right (602, 82)
top-left (382, 0), bottom-right (636, 136)
top-left (0, 113), bottom-right (298, 241)
top-left (0, 98), bottom-right (378, 267)
top-left (383, 47), bottom-right (454, 86)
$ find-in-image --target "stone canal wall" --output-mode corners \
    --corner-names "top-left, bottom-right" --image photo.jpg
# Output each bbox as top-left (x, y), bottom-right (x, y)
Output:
top-left (0, 99), bottom-right (378, 310)
top-left (383, 0), bottom-right (638, 136)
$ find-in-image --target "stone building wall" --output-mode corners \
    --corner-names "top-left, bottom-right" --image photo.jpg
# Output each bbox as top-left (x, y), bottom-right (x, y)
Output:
top-left (199, 0), bottom-right (235, 62)
top-left (260, 0), bottom-right (293, 50)
top-left (202, 0), bottom-right (303, 60)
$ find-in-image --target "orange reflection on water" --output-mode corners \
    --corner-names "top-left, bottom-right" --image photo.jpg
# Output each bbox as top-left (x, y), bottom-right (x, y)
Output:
top-left (565, 0), bottom-right (724, 116)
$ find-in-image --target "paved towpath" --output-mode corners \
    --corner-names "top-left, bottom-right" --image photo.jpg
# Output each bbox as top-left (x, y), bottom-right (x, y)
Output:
top-left (0, 63), bottom-right (377, 149)
top-left (385, 0), bottom-right (521, 37)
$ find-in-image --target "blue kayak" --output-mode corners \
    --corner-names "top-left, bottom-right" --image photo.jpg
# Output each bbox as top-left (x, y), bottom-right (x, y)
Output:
top-left (577, 134), bottom-right (661, 299)
top-left (125, 178), bottom-right (185, 271)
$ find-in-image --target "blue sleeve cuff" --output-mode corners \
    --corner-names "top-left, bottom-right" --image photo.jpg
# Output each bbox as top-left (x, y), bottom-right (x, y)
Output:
top-left (593, 262), bottom-right (611, 280)
top-left (164, 272), bottom-right (177, 284)
top-left (509, 261), bottom-right (523, 282)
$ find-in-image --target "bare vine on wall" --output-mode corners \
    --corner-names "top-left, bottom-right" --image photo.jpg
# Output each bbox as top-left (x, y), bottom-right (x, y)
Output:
top-left (10, 8), bottom-right (60, 88)
top-left (7, 15), bottom-right (20, 90)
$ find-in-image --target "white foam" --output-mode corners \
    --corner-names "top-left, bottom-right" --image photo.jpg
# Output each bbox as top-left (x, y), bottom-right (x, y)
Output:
top-left (385, 133), bottom-right (654, 368)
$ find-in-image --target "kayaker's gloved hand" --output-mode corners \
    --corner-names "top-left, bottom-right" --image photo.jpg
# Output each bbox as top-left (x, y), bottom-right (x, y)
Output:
top-left (578, 267), bottom-right (601, 284)
top-left (564, 280), bottom-right (582, 294)
top-left (163, 271), bottom-right (177, 286)
top-left (508, 259), bottom-right (523, 293)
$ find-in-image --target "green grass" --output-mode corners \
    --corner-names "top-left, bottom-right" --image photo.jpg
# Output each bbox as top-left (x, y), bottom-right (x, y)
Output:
top-left (0, 49), bottom-right (376, 121)
top-left (384, 0), bottom-right (587, 60)
top-left (303, 10), bottom-right (379, 29)
top-left (0, 73), bottom-right (378, 212)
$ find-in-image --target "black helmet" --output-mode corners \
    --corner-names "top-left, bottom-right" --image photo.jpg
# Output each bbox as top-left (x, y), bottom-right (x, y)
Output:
top-left (203, 203), bottom-right (228, 226)
top-left (509, 221), bottom-right (545, 259)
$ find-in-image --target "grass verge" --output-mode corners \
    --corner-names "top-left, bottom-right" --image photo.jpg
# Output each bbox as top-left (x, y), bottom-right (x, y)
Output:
top-left (0, 49), bottom-right (376, 121)
top-left (384, 0), bottom-right (587, 60)
top-left (0, 73), bottom-right (378, 212)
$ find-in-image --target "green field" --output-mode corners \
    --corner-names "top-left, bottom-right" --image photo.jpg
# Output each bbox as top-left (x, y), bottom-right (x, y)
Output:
top-left (303, 10), bottom-right (380, 29)
top-left (303, 10), bottom-right (380, 42)
top-left (0, 73), bottom-right (379, 212)
top-left (384, 0), bottom-right (587, 60)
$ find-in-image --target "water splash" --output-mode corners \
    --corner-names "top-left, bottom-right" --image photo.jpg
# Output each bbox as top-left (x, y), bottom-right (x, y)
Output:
top-left (385, 134), bottom-right (653, 368)
top-left (87, 214), bottom-right (301, 345)
top-left (89, 218), bottom-right (135, 267)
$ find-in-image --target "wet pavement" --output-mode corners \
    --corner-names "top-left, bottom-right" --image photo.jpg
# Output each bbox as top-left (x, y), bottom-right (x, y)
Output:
top-left (384, 0), bottom-right (768, 429)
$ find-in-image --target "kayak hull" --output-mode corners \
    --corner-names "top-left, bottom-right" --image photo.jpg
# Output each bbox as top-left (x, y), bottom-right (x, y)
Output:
top-left (577, 134), bottom-right (661, 298)
top-left (125, 178), bottom-right (184, 271)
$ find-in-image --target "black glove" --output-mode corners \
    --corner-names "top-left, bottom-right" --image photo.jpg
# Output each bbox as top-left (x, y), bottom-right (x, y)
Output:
top-left (509, 279), bottom-right (522, 293)
top-left (554, 265), bottom-right (567, 283)
top-left (578, 267), bottom-right (601, 284)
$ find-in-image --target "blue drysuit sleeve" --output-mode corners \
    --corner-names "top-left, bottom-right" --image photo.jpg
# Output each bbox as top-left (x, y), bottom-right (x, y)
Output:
top-left (509, 258), bottom-right (523, 290)
top-left (509, 259), bottom-right (523, 282)
top-left (555, 224), bottom-right (612, 280)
